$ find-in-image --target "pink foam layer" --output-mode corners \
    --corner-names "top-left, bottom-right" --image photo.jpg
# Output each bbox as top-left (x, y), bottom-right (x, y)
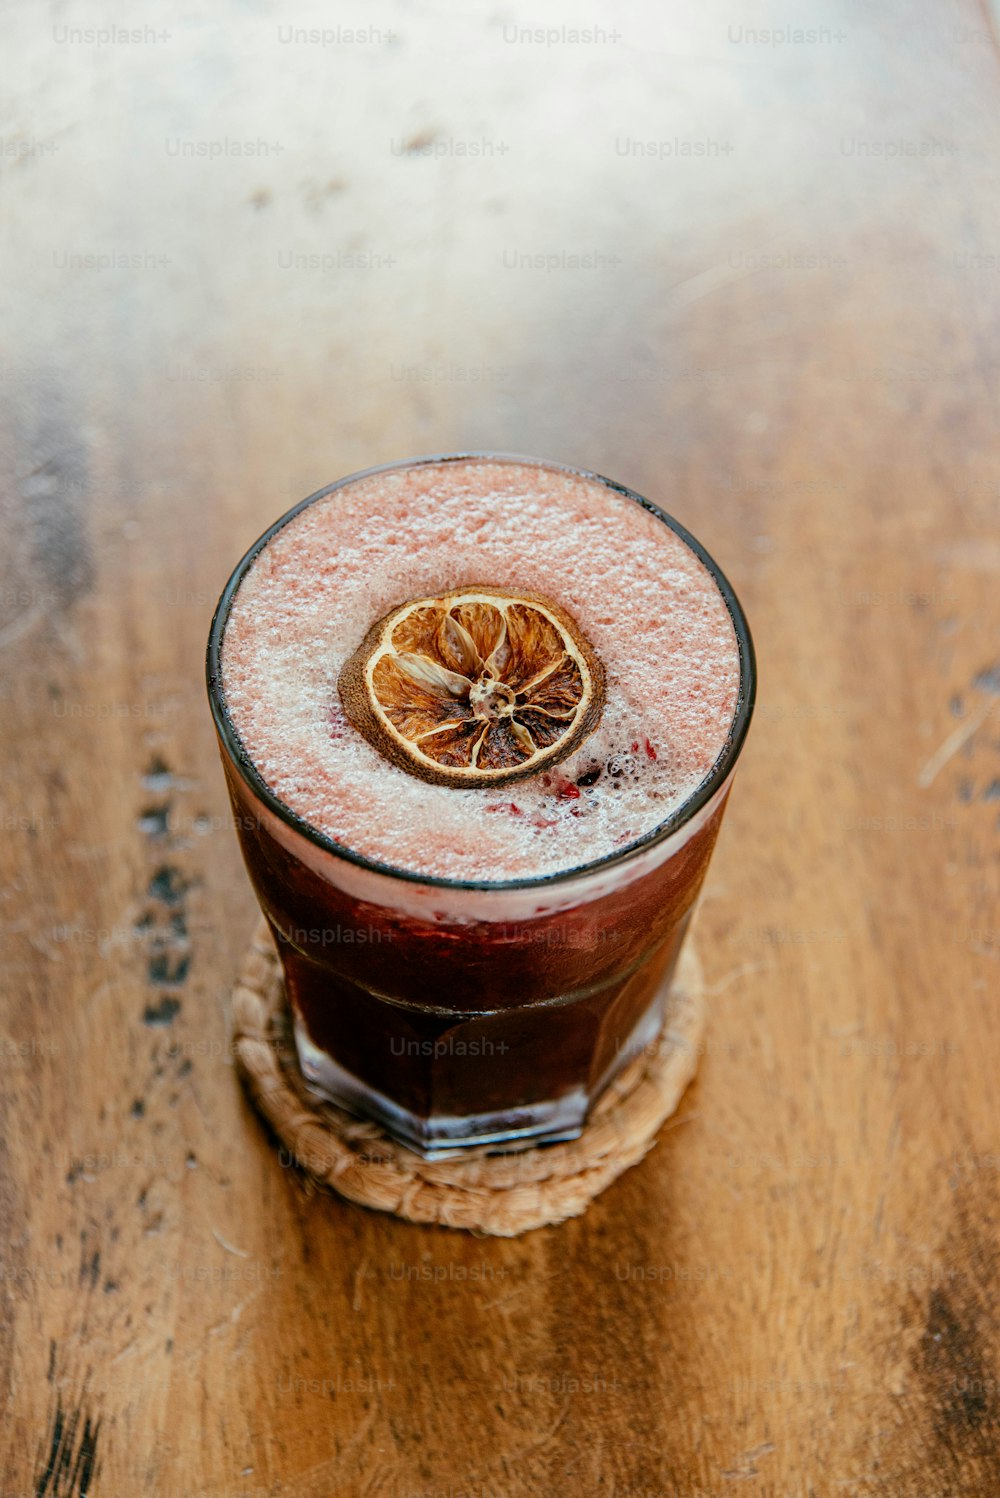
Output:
top-left (220, 459), bottom-right (742, 881)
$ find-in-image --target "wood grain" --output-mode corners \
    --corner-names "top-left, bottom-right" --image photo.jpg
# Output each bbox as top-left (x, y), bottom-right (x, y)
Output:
top-left (2, 1), bottom-right (999, 1493)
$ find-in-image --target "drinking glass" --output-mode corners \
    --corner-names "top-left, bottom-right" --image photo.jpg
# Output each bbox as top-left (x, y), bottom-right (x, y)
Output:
top-left (207, 456), bottom-right (755, 1157)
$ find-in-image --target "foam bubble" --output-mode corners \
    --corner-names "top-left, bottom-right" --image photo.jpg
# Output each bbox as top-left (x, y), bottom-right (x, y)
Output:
top-left (220, 460), bottom-right (742, 880)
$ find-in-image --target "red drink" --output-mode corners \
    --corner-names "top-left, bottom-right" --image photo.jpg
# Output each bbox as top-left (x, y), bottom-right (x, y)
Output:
top-left (208, 455), bottom-right (754, 1156)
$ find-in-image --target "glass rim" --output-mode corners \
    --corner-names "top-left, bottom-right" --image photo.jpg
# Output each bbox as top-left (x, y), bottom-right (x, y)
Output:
top-left (206, 451), bottom-right (757, 893)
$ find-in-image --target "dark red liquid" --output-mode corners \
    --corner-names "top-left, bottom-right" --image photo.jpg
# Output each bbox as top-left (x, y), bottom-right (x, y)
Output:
top-left (221, 755), bottom-right (727, 1151)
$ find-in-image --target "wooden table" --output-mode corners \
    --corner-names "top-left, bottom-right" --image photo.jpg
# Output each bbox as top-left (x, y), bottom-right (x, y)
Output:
top-left (3, 2), bottom-right (999, 1492)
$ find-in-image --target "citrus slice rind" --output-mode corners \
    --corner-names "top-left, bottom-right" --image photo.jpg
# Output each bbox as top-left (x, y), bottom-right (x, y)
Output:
top-left (338, 586), bottom-right (605, 787)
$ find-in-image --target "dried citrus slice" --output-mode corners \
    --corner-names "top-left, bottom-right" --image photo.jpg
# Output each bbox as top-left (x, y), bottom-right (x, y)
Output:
top-left (339, 586), bottom-right (605, 787)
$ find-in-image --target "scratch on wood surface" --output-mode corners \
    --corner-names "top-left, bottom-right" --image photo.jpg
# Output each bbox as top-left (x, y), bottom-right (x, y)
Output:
top-left (277, 1407), bottom-right (379, 1493)
top-left (65, 842), bottom-right (124, 862)
top-left (26, 932), bottom-right (63, 962)
top-left (917, 697), bottom-right (993, 787)
top-left (211, 1227), bottom-right (249, 1257)
top-left (208, 1286), bottom-right (263, 1338)
top-left (666, 256), bottom-right (760, 310)
top-left (351, 1254), bottom-right (369, 1312)
top-left (494, 1400), bottom-right (571, 1472)
top-left (480, 1270), bottom-right (562, 1313)
top-left (721, 1440), bottom-right (776, 1480)
top-left (229, 1286), bottom-right (262, 1326)
top-left (479, 1290), bottom-right (522, 1313)
top-left (704, 960), bottom-right (768, 996)
top-left (0, 602), bottom-right (46, 649)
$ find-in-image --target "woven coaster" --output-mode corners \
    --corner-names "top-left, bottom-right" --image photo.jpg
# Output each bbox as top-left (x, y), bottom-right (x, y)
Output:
top-left (232, 921), bottom-right (706, 1237)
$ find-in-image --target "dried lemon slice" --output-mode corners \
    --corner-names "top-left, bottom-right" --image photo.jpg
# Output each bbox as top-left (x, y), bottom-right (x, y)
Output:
top-left (339, 586), bottom-right (605, 787)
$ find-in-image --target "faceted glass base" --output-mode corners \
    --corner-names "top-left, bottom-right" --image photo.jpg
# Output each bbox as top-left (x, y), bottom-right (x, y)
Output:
top-left (293, 978), bottom-right (667, 1161)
